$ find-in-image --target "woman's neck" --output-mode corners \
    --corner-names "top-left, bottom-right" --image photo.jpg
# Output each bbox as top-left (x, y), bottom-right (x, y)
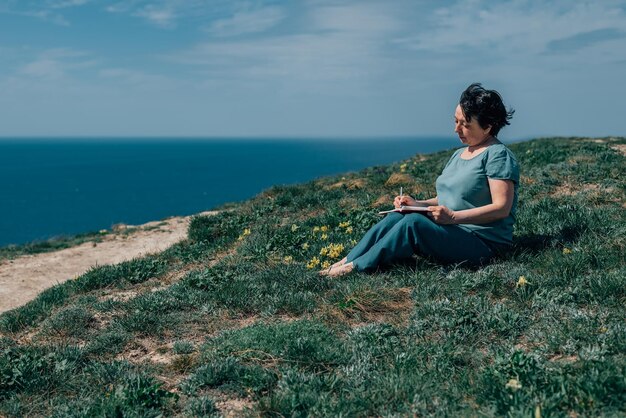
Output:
top-left (468, 135), bottom-right (497, 152)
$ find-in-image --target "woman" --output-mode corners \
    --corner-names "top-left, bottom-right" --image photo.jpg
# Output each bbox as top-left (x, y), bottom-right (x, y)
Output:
top-left (323, 83), bottom-right (518, 277)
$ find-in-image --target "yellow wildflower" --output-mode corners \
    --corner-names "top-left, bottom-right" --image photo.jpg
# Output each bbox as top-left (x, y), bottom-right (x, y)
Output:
top-left (321, 233), bottom-right (328, 240)
top-left (599, 326), bottom-right (608, 333)
top-left (313, 226), bottom-right (320, 233)
top-left (400, 163), bottom-right (408, 172)
top-left (321, 261), bottom-right (331, 269)
top-left (320, 225), bottom-right (329, 232)
top-left (516, 276), bottom-right (529, 288)
top-left (319, 243), bottom-right (345, 259)
top-left (339, 221), bottom-right (351, 228)
top-left (350, 239), bottom-right (357, 246)
top-left (562, 248), bottom-right (572, 254)
top-left (328, 243), bottom-right (345, 259)
top-left (291, 224), bottom-right (299, 232)
top-left (505, 379), bottom-right (522, 391)
top-left (346, 226), bottom-right (353, 234)
top-left (306, 257), bottom-right (320, 269)
top-left (302, 243), bottom-right (309, 250)
top-left (238, 228), bottom-right (251, 241)
top-left (283, 256), bottom-right (293, 263)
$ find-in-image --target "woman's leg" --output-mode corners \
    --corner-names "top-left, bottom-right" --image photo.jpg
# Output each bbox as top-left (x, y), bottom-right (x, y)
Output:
top-left (351, 213), bottom-right (493, 271)
top-left (345, 212), bottom-right (404, 263)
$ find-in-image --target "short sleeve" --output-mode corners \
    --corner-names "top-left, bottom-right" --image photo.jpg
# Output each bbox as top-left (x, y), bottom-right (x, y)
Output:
top-left (485, 146), bottom-right (519, 183)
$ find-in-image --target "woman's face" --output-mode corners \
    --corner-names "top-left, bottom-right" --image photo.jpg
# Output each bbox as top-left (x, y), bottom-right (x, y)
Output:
top-left (454, 104), bottom-right (491, 146)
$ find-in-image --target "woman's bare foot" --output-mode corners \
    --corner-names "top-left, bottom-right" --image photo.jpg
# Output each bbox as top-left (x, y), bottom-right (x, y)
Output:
top-left (319, 257), bottom-right (349, 276)
top-left (327, 262), bottom-right (354, 277)
top-left (318, 266), bottom-right (331, 276)
top-left (330, 257), bottom-right (347, 270)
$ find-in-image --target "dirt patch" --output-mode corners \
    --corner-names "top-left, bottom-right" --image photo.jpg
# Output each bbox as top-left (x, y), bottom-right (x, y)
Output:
top-left (410, 154), bottom-right (429, 162)
top-left (551, 183), bottom-right (614, 197)
top-left (610, 143), bottom-right (626, 156)
top-left (567, 155), bottom-right (596, 164)
top-left (216, 397), bottom-right (257, 417)
top-left (385, 173), bottom-right (414, 187)
top-left (197, 389), bottom-right (257, 417)
top-left (0, 211), bottom-right (218, 314)
top-left (549, 354), bottom-right (579, 363)
top-left (322, 287), bottom-right (414, 327)
top-left (327, 178), bottom-right (367, 190)
top-left (339, 197), bottom-right (360, 210)
top-left (116, 337), bottom-right (175, 365)
top-left (372, 195), bottom-right (392, 207)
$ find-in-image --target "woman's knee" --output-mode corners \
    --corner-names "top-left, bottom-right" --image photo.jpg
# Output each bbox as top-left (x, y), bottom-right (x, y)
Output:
top-left (399, 213), bottom-right (434, 232)
top-left (377, 212), bottom-right (404, 227)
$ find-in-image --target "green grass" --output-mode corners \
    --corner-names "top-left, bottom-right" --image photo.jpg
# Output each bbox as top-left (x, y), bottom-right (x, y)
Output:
top-left (1, 136), bottom-right (625, 417)
top-left (0, 231), bottom-right (107, 261)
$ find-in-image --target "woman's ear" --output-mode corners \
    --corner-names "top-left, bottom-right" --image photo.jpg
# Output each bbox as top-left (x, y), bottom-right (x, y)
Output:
top-left (485, 125), bottom-right (492, 135)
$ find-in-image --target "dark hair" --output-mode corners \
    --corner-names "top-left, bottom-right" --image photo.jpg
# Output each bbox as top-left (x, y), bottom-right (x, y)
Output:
top-left (459, 83), bottom-right (514, 136)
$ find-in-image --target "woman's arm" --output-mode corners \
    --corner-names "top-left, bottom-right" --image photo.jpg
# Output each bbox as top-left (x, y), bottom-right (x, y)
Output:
top-left (427, 179), bottom-right (514, 225)
top-left (394, 195), bottom-right (438, 208)
top-left (416, 197), bottom-right (439, 206)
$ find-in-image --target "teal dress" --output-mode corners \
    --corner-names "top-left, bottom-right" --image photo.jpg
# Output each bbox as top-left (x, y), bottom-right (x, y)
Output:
top-left (346, 142), bottom-right (519, 270)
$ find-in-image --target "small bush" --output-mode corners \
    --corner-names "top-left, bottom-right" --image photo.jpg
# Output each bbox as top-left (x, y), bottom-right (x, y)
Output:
top-left (173, 340), bottom-right (195, 355)
top-left (0, 284), bottom-right (71, 333)
top-left (72, 255), bottom-right (168, 292)
top-left (188, 211), bottom-right (248, 245)
top-left (184, 395), bottom-right (218, 417)
top-left (182, 357), bottom-right (277, 396)
top-left (0, 345), bottom-right (83, 400)
top-left (42, 306), bottom-right (94, 338)
top-left (84, 327), bottom-right (131, 357)
top-left (86, 374), bottom-right (177, 416)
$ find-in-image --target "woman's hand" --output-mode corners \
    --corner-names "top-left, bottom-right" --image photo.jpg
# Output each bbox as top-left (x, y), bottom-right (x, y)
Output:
top-left (393, 195), bottom-right (417, 208)
top-left (427, 205), bottom-right (456, 224)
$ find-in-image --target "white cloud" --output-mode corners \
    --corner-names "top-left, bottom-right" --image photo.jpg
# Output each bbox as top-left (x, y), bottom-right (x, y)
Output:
top-left (0, 0), bottom-right (93, 25)
top-left (18, 48), bottom-right (98, 79)
top-left (21, 59), bottom-right (66, 78)
top-left (171, 32), bottom-right (389, 86)
top-left (170, 1), bottom-right (407, 86)
top-left (48, 0), bottom-right (92, 9)
top-left (309, 2), bottom-right (401, 34)
top-left (396, 0), bottom-right (626, 61)
top-left (98, 67), bottom-right (173, 88)
top-left (0, 8), bottom-right (70, 25)
top-left (134, 4), bottom-right (177, 28)
top-left (105, 0), bottom-right (234, 28)
top-left (207, 6), bottom-right (286, 37)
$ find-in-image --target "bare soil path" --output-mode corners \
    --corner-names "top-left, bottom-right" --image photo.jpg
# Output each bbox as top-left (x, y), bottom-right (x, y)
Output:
top-left (0, 212), bottom-right (216, 314)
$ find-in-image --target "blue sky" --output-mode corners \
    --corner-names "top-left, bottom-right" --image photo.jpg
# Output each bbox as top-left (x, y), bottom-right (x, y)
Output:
top-left (1, 0), bottom-right (625, 139)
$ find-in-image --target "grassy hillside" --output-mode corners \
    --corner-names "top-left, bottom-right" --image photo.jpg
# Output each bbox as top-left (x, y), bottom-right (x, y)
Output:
top-left (1, 137), bottom-right (625, 417)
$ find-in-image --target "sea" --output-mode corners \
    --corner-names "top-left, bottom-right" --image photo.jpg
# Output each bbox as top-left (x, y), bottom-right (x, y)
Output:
top-left (0, 137), bottom-right (460, 247)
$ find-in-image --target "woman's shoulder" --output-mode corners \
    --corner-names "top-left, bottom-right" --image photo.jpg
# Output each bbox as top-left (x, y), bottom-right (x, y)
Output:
top-left (483, 142), bottom-right (520, 180)
top-left (485, 142), bottom-right (518, 161)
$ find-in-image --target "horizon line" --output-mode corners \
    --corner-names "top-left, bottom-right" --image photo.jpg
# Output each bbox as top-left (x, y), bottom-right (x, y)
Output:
top-left (0, 134), bottom-right (543, 142)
